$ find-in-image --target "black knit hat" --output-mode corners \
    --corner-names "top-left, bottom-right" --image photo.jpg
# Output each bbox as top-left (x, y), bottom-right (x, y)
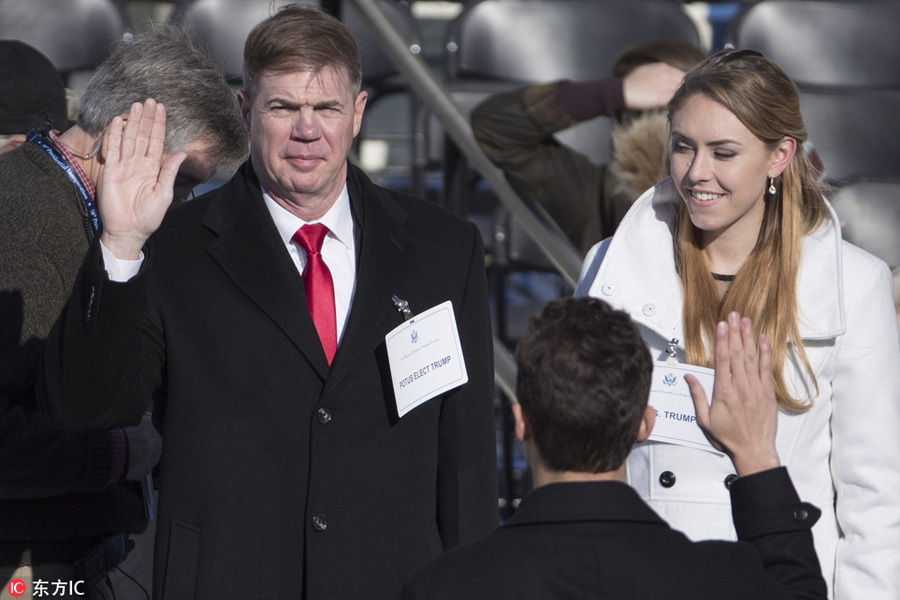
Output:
top-left (0, 40), bottom-right (69, 134)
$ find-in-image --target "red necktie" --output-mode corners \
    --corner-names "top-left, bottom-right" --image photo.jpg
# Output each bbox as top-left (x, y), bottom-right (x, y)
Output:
top-left (292, 224), bottom-right (337, 365)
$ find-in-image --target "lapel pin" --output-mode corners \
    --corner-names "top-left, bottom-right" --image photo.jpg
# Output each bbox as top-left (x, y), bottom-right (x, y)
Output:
top-left (392, 295), bottom-right (413, 321)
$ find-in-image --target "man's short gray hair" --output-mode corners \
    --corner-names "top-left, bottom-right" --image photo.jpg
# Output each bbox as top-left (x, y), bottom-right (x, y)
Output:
top-left (79, 24), bottom-right (248, 173)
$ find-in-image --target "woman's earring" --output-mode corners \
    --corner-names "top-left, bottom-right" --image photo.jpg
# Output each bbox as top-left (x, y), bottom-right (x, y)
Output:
top-left (768, 177), bottom-right (777, 195)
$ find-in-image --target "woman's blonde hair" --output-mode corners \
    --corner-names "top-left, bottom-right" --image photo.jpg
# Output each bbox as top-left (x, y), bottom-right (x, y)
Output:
top-left (668, 50), bottom-right (830, 411)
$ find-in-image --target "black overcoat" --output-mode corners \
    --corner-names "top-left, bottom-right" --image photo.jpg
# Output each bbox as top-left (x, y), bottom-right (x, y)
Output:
top-left (42, 161), bottom-right (498, 599)
top-left (403, 469), bottom-right (826, 600)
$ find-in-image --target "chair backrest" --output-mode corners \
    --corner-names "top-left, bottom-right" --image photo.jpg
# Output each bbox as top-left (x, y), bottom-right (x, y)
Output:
top-left (342, 0), bottom-right (423, 86)
top-left (445, 0), bottom-right (701, 84)
top-left (175, 0), bottom-right (415, 88)
top-left (830, 180), bottom-right (900, 269)
top-left (729, 0), bottom-right (900, 88)
top-left (0, 0), bottom-right (125, 81)
top-left (801, 89), bottom-right (900, 184)
top-left (729, 1), bottom-right (900, 183)
top-left (173, 0), bottom-right (306, 83)
top-left (442, 0), bottom-right (701, 166)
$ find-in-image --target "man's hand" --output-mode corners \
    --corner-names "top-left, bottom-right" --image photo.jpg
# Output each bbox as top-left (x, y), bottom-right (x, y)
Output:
top-left (685, 312), bottom-right (780, 477)
top-left (98, 99), bottom-right (186, 260)
top-left (0, 134), bottom-right (26, 154)
top-left (123, 413), bottom-right (162, 481)
top-left (622, 62), bottom-right (686, 111)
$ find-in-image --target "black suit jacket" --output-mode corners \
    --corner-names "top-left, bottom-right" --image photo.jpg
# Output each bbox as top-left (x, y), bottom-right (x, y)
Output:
top-left (41, 162), bottom-right (498, 599)
top-left (403, 468), bottom-right (827, 600)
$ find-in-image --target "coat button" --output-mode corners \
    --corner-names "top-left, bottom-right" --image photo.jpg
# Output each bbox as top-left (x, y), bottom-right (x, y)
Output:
top-left (724, 474), bottom-right (738, 489)
top-left (600, 283), bottom-right (615, 296)
top-left (317, 407), bottom-right (332, 424)
top-left (312, 514), bottom-right (328, 531)
top-left (658, 471), bottom-right (676, 488)
top-left (793, 507), bottom-right (810, 522)
top-left (642, 303), bottom-right (656, 316)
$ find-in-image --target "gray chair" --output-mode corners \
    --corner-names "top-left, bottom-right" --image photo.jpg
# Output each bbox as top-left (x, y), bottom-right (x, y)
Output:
top-left (439, 0), bottom-right (704, 366)
top-left (830, 180), bottom-right (900, 269)
top-left (173, 0), bottom-right (419, 86)
top-left (171, 0), bottom-right (308, 83)
top-left (0, 0), bottom-right (125, 86)
top-left (342, 0), bottom-right (429, 194)
top-left (801, 89), bottom-right (900, 184)
top-left (343, 0), bottom-right (423, 87)
top-left (440, 0), bottom-right (702, 213)
top-left (439, 0), bottom-right (704, 256)
top-left (443, 0), bottom-right (701, 165)
top-left (728, 0), bottom-right (900, 88)
top-left (729, 0), bottom-right (900, 184)
top-left (445, 0), bottom-right (701, 85)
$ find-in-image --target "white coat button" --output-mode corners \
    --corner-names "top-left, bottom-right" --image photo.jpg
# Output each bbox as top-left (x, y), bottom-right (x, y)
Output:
top-left (642, 304), bottom-right (656, 316)
top-left (601, 283), bottom-right (615, 296)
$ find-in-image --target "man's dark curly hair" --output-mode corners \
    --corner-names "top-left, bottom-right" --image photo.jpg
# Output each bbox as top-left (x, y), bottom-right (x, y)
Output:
top-left (515, 297), bottom-right (652, 473)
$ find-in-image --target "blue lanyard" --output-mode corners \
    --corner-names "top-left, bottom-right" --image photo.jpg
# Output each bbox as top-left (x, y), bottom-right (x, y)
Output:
top-left (27, 129), bottom-right (101, 234)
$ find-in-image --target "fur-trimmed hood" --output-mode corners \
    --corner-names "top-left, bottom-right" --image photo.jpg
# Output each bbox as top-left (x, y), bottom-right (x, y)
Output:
top-left (608, 110), bottom-right (669, 203)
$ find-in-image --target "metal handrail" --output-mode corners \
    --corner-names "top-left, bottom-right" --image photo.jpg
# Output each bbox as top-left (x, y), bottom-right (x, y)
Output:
top-left (346, 0), bottom-right (583, 290)
top-left (347, 0), bottom-right (600, 400)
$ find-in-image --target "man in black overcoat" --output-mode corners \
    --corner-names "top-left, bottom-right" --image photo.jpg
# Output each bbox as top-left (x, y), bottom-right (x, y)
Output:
top-left (403, 298), bottom-right (827, 600)
top-left (40, 5), bottom-right (497, 598)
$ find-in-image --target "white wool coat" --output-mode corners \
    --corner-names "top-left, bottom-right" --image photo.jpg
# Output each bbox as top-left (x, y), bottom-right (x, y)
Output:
top-left (576, 178), bottom-right (900, 599)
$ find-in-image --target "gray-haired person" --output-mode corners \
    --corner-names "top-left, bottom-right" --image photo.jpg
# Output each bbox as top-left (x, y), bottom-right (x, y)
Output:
top-left (0, 25), bottom-right (247, 600)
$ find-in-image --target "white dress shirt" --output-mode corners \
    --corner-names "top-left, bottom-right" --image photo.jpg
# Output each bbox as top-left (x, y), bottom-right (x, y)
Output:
top-left (262, 184), bottom-right (357, 344)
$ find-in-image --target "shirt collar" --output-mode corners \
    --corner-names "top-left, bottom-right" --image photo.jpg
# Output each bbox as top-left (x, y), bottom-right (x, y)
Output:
top-left (48, 130), bottom-right (97, 200)
top-left (262, 184), bottom-right (354, 252)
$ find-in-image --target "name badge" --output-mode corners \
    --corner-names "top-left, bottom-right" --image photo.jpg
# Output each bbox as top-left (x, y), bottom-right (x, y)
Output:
top-left (385, 300), bottom-right (468, 417)
top-left (647, 361), bottom-right (721, 454)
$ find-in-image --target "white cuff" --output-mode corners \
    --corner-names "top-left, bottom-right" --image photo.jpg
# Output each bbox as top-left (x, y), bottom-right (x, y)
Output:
top-left (100, 239), bottom-right (144, 282)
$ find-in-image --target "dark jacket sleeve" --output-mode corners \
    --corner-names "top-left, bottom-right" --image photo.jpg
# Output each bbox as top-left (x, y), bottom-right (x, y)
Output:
top-left (470, 82), bottom-right (613, 253)
top-left (436, 221), bottom-right (498, 548)
top-left (1, 239), bottom-right (126, 494)
top-left (40, 239), bottom-right (154, 431)
top-left (729, 467), bottom-right (828, 599)
top-left (0, 394), bottom-right (125, 497)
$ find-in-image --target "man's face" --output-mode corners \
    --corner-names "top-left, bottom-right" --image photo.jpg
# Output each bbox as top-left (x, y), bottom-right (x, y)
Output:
top-left (167, 138), bottom-right (217, 201)
top-left (238, 66), bottom-right (367, 219)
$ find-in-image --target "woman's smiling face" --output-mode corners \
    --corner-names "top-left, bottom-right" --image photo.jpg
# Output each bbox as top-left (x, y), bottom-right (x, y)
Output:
top-left (669, 94), bottom-right (784, 247)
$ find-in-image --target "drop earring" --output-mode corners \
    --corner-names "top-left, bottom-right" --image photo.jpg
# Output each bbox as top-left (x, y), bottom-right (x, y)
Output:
top-left (768, 177), bottom-right (777, 195)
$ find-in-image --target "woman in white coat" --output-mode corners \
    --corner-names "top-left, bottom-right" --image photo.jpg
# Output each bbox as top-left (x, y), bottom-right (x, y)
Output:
top-left (576, 50), bottom-right (900, 599)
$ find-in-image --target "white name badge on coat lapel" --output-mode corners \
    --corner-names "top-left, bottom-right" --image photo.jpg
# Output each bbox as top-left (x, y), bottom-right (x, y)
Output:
top-left (385, 300), bottom-right (468, 418)
top-left (647, 361), bottom-right (721, 454)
